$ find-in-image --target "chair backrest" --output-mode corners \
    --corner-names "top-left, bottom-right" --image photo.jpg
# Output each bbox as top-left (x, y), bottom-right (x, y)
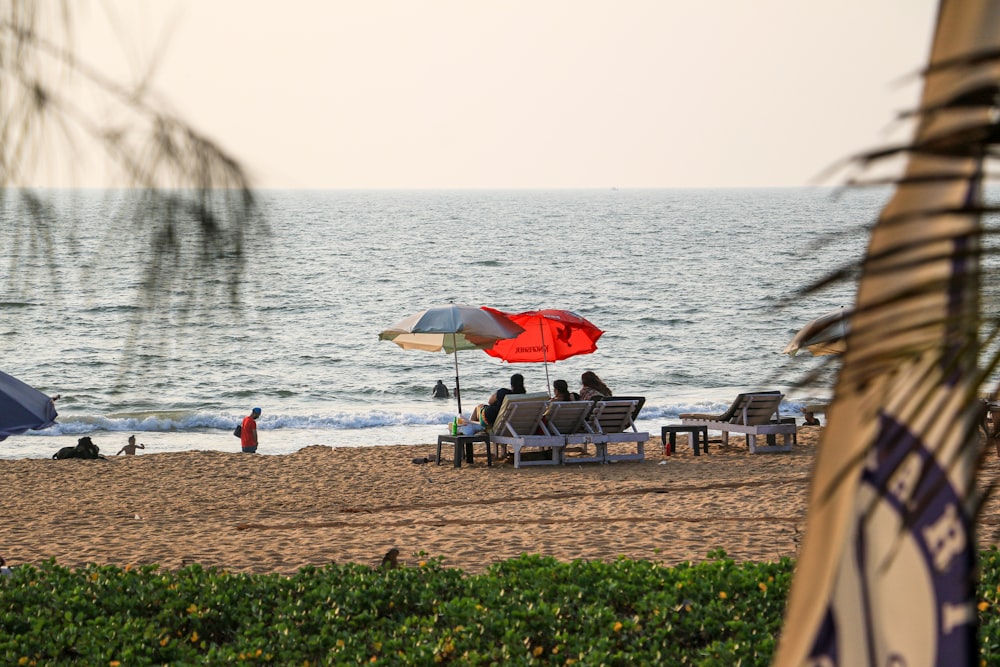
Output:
top-left (543, 401), bottom-right (594, 436)
top-left (710, 390), bottom-right (777, 422)
top-left (731, 393), bottom-right (784, 425)
top-left (605, 395), bottom-right (646, 421)
top-left (589, 398), bottom-right (642, 434)
top-left (490, 392), bottom-right (550, 437)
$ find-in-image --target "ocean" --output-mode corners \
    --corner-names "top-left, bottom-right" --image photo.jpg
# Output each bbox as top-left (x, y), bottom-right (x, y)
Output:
top-left (0, 187), bottom-right (883, 459)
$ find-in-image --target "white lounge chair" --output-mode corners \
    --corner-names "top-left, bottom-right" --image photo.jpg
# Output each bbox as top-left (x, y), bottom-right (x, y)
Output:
top-left (679, 391), bottom-right (796, 453)
top-left (586, 397), bottom-right (649, 463)
top-left (543, 400), bottom-right (603, 464)
top-left (487, 392), bottom-right (564, 468)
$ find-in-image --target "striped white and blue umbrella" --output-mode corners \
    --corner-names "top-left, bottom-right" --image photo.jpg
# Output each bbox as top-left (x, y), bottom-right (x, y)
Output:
top-left (379, 304), bottom-right (524, 414)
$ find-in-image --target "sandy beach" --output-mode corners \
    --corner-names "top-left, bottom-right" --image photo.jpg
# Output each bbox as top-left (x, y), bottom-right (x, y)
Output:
top-left (3, 428), bottom-right (998, 575)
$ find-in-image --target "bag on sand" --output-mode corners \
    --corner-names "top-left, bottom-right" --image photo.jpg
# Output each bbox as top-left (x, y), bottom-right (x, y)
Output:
top-left (233, 423), bottom-right (242, 437)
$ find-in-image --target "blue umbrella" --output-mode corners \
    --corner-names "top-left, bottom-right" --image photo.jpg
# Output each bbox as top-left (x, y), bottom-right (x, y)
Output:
top-left (0, 370), bottom-right (58, 441)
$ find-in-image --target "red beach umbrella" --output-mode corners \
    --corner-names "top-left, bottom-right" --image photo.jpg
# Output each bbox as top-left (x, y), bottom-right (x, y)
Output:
top-left (482, 308), bottom-right (604, 393)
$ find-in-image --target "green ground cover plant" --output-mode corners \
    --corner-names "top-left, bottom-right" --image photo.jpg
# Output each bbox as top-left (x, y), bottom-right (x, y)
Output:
top-left (2, 548), bottom-right (1000, 666)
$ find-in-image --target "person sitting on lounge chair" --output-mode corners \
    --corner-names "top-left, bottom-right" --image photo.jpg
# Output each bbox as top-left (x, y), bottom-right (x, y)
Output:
top-left (579, 371), bottom-right (611, 401)
top-left (472, 373), bottom-right (526, 428)
top-left (551, 379), bottom-right (579, 402)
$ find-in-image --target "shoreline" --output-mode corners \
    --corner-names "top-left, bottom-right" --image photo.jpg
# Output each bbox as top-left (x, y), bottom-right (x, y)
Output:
top-left (3, 428), bottom-right (996, 575)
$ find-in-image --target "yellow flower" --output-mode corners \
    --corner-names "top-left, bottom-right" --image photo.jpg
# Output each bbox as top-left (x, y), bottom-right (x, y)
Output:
top-left (110, 662), bottom-right (121, 667)
top-left (187, 604), bottom-right (198, 614)
top-left (613, 621), bottom-right (623, 632)
top-left (533, 646), bottom-right (544, 657)
top-left (719, 591), bottom-right (728, 599)
top-left (759, 582), bottom-right (768, 592)
top-left (979, 601), bottom-right (990, 612)
top-left (190, 631), bottom-right (199, 643)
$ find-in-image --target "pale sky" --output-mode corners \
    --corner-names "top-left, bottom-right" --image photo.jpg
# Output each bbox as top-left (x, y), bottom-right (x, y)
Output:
top-left (67, 1), bottom-right (939, 189)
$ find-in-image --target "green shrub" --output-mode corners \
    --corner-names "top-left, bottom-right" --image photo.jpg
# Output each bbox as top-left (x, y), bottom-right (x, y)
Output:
top-left (1, 549), bottom-right (998, 665)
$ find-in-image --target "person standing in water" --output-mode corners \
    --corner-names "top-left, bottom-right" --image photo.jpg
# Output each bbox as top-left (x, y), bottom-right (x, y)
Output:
top-left (116, 435), bottom-right (145, 456)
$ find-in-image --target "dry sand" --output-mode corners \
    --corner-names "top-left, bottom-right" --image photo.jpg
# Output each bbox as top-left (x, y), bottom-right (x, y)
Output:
top-left (3, 428), bottom-right (999, 574)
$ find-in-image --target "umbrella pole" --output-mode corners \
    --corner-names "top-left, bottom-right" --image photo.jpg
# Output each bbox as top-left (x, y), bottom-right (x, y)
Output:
top-left (541, 319), bottom-right (551, 395)
top-left (452, 334), bottom-right (463, 415)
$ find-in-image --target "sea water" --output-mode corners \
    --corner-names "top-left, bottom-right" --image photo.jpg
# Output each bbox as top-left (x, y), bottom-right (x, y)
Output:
top-left (0, 188), bottom-right (885, 459)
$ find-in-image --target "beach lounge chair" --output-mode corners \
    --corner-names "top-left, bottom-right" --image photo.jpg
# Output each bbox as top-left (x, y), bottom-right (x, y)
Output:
top-left (543, 400), bottom-right (603, 464)
top-left (585, 396), bottom-right (649, 463)
top-left (679, 391), bottom-right (796, 453)
top-left (487, 392), bottom-right (564, 468)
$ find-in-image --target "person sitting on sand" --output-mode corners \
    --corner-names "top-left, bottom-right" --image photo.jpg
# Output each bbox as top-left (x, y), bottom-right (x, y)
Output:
top-left (432, 380), bottom-right (449, 399)
top-left (472, 373), bottom-right (526, 428)
top-left (802, 410), bottom-right (821, 426)
top-left (116, 435), bottom-right (146, 456)
top-left (551, 379), bottom-right (579, 402)
top-left (578, 371), bottom-right (612, 401)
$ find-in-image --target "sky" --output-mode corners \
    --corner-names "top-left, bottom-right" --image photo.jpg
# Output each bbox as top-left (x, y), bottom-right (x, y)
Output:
top-left (63, 0), bottom-right (940, 189)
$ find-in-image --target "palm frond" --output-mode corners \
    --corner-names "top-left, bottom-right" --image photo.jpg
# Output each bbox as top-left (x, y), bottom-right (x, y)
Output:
top-left (0, 2), bottom-right (265, 370)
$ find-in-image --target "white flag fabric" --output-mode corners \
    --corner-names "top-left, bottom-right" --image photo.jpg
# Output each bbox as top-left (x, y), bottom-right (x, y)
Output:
top-left (772, 2), bottom-right (1000, 665)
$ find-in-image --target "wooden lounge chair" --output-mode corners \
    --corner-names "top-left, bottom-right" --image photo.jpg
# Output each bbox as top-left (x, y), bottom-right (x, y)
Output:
top-left (487, 392), bottom-right (564, 468)
top-left (679, 391), bottom-right (796, 453)
top-left (586, 396), bottom-right (649, 463)
top-left (543, 400), bottom-right (603, 464)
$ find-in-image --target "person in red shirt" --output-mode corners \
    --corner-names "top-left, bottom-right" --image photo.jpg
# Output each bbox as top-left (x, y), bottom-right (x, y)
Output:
top-left (241, 407), bottom-right (261, 453)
